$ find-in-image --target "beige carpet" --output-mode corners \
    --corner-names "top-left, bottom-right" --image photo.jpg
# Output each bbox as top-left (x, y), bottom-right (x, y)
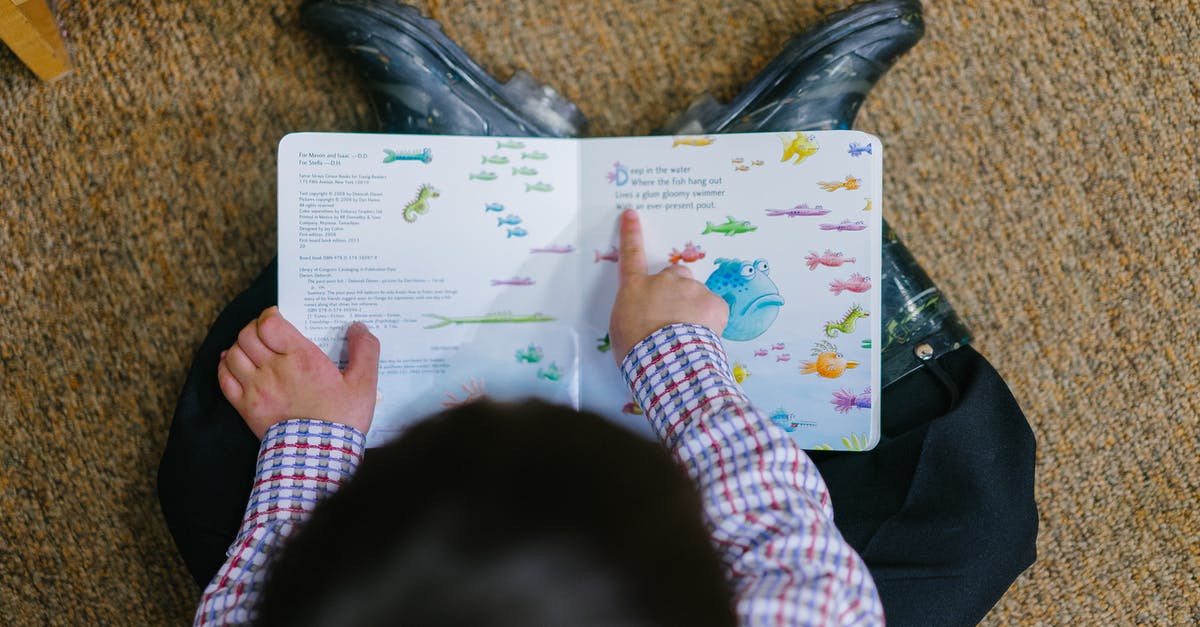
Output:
top-left (2, 0), bottom-right (1197, 623)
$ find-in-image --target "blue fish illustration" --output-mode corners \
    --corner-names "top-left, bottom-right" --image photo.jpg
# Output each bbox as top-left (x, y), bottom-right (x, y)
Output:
top-left (484, 202), bottom-right (504, 213)
top-left (382, 148), bottom-right (433, 164)
top-left (506, 227), bottom-right (528, 238)
top-left (704, 258), bottom-right (784, 341)
top-left (497, 214), bottom-right (523, 226)
top-left (847, 142), bottom-right (873, 157)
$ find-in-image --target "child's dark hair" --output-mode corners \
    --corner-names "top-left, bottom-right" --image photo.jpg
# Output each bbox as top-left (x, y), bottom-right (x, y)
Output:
top-left (254, 398), bottom-right (736, 627)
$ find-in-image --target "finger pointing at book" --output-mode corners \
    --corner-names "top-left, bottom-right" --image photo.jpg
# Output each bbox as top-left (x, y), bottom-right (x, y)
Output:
top-left (609, 209), bottom-right (729, 364)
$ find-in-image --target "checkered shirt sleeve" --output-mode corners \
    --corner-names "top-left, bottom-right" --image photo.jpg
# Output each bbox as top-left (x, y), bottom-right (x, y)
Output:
top-left (621, 324), bottom-right (883, 626)
top-left (194, 419), bottom-right (365, 626)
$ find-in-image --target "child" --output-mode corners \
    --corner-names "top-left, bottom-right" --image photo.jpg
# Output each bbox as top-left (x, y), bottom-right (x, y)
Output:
top-left (194, 210), bottom-right (883, 625)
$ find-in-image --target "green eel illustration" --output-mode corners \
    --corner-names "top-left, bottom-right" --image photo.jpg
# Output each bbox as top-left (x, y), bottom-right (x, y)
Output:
top-left (824, 304), bottom-right (869, 338)
top-left (402, 184), bottom-right (439, 223)
top-left (423, 312), bottom-right (555, 329)
top-left (383, 148), bottom-right (433, 164)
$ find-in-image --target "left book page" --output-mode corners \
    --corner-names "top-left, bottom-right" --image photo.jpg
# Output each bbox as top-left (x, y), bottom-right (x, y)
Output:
top-left (278, 133), bottom-right (584, 446)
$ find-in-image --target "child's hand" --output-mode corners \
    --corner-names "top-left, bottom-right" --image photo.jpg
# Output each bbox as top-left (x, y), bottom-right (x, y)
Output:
top-left (217, 307), bottom-right (380, 439)
top-left (609, 209), bottom-right (728, 363)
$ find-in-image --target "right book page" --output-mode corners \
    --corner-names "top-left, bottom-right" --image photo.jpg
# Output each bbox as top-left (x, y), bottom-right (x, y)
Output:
top-left (577, 130), bottom-right (883, 451)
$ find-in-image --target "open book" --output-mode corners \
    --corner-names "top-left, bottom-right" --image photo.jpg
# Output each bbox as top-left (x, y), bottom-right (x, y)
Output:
top-left (278, 130), bottom-right (883, 450)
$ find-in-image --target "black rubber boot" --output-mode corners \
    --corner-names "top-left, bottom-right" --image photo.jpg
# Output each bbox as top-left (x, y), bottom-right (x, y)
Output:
top-left (302, 0), bottom-right (587, 137)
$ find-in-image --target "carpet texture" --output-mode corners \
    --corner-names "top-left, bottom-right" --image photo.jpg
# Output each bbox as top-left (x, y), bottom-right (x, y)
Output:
top-left (2, 0), bottom-right (1197, 623)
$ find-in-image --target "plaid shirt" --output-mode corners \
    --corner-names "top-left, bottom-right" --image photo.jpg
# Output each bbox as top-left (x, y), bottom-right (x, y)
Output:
top-left (196, 323), bottom-right (882, 625)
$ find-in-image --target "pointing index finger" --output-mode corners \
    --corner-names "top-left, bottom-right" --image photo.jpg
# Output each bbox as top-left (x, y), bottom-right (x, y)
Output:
top-left (618, 209), bottom-right (648, 284)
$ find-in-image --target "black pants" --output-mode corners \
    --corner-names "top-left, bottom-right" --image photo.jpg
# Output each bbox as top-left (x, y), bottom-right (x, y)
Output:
top-left (158, 258), bottom-right (1036, 626)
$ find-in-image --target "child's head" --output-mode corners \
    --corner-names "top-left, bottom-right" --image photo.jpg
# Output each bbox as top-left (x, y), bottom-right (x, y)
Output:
top-left (254, 399), bottom-right (735, 627)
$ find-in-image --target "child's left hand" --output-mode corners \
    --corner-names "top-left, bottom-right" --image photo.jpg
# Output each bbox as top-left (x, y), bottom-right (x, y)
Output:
top-left (217, 306), bottom-right (380, 439)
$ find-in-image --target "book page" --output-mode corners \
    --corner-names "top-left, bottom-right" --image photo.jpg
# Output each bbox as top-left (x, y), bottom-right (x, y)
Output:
top-left (278, 133), bottom-right (584, 446)
top-left (576, 131), bottom-right (883, 450)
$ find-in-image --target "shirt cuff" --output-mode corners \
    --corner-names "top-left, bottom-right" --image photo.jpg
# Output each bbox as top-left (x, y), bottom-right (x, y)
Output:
top-left (619, 323), bottom-right (746, 449)
top-left (230, 419), bottom-right (366, 551)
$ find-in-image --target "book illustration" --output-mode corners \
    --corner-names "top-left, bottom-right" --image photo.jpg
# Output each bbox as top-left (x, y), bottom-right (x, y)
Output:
top-left (772, 342), bottom-right (785, 351)
top-left (732, 362), bottom-right (750, 383)
top-left (780, 132), bottom-right (819, 164)
top-left (752, 159), bottom-right (764, 166)
top-left (818, 175), bottom-right (861, 192)
top-left (522, 150), bottom-right (549, 160)
top-left (606, 162), bottom-right (629, 186)
top-left (848, 142), bottom-right (873, 157)
top-left (490, 277), bottom-right (534, 287)
top-left (829, 273), bottom-right (872, 295)
top-left (776, 353), bottom-right (791, 362)
top-left (799, 341), bottom-right (859, 378)
top-left (769, 409), bottom-right (816, 432)
top-left (484, 202), bottom-right (504, 213)
top-left (482, 154), bottom-right (510, 165)
top-left (805, 249), bottom-right (856, 270)
top-left (441, 378), bottom-right (486, 407)
top-left (667, 241), bottom-right (705, 264)
top-left (673, 136), bottom-right (716, 147)
top-left (819, 220), bottom-right (867, 232)
top-left (402, 184), bottom-right (439, 223)
top-left (863, 199), bottom-right (873, 211)
top-left (537, 362), bottom-right (562, 381)
top-left (497, 140), bottom-right (525, 149)
top-left (831, 387), bottom-right (872, 413)
top-left (525, 182), bottom-right (554, 192)
top-left (704, 258), bottom-right (784, 341)
top-left (841, 433), bottom-right (870, 451)
top-left (423, 312), bottom-right (554, 329)
top-left (701, 216), bottom-right (757, 236)
top-left (753, 348), bottom-right (768, 357)
top-left (530, 244), bottom-right (575, 254)
top-left (514, 344), bottom-right (544, 364)
top-left (734, 164), bottom-right (750, 172)
top-left (382, 148), bottom-right (432, 164)
top-left (505, 227), bottom-right (528, 238)
top-left (512, 166), bottom-right (538, 176)
top-left (596, 333), bottom-right (611, 353)
top-left (824, 304), bottom-right (869, 337)
top-left (765, 204), bottom-right (829, 217)
top-left (861, 339), bottom-right (872, 349)
top-left (594, 246), bottom-right (619, 263)
top-left (497, 214), bottom-right (523, 226)
top-left (469, 171), bottom-right (498, 181)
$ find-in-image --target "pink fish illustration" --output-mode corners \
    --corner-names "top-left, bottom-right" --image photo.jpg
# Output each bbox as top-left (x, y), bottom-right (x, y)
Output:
top-left (805, 249), bottom-right (856, 270)
top-left (829, 273), bottom-right (871, 295)
top-left (668, 241), bottom-right (705, 264)
top-left (530, 244), bottom-right (576, 254)
top-left (776, 353), bottom-right (791, 362)
top-left (765, 203), bottom-right (830, 217)
top-left (819, 219), bottom-right (867, 232)
top-left (490, 277), bottom-right (535, 286)
top-left (754, 348), bottom-right (768, 357)
top-left (771, 342), bottom-right (786, 351)
top-left (831, 387), bottom-right (872, 413)
top-left (595, 246), bottom-right (619, 263)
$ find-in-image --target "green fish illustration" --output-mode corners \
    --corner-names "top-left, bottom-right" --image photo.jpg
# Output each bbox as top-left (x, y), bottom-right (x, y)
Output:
top-left (522, 151), bottom-right (549, 160)
top-left (702, 216), bottom-right (758, 236)
top-left (514, 343), bottom-right (544, 364)
top-left (511, 166), bottom-right (538, 176)
top-left (525, 182), bottom-right (554, 192)
top-left (424, 312), bottom-right (554, 329)
top-left (537, 362), bottom-right (562, 382)
top-left (596, 333), bottom-right (611, 353)
top-left (469, 171), bottom-right (498, 181)
top-left (497, 140), bottom-right (526, 149)
top-left (482, 154), bottom-right (509, 165)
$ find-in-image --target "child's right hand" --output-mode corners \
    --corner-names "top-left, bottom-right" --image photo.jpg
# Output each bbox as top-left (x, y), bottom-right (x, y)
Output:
top-left (217, 306), bottom-right (380, 439)
top-left (609, 210), bottom-right (729, 363)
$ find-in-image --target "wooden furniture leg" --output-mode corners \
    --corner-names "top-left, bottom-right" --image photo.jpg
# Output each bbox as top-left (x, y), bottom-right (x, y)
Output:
top-left (0, 0), bottom-right (71, 81)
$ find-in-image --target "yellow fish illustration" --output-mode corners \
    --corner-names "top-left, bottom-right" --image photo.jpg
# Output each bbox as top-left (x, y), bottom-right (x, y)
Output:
top-left (732, 362), bottom-right (750, 384)
top-left (780, 132), bottom-right (819, 164)
top-left (863, 198), bottom-right (873, 211)
top-left (818, 175), bottom-right (861, 192)
top-left (673, 136), bottom-right (716, 147)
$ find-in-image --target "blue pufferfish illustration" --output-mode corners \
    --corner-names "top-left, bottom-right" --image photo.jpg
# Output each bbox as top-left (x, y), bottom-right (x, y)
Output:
top-left (704, 257), bottom-right (784, 341)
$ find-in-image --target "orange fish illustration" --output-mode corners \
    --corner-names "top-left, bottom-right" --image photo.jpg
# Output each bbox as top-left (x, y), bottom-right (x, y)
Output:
top-left (818, 175), bottom-right (861, 192)
top-left (799, 341), bottom-right (859, 379)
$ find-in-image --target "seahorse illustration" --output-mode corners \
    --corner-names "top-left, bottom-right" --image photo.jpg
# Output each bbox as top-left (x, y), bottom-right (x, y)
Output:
top-left (824, 304), bottom-right (869, 337)
top-left (402, 184), bottom-right (439, 223)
